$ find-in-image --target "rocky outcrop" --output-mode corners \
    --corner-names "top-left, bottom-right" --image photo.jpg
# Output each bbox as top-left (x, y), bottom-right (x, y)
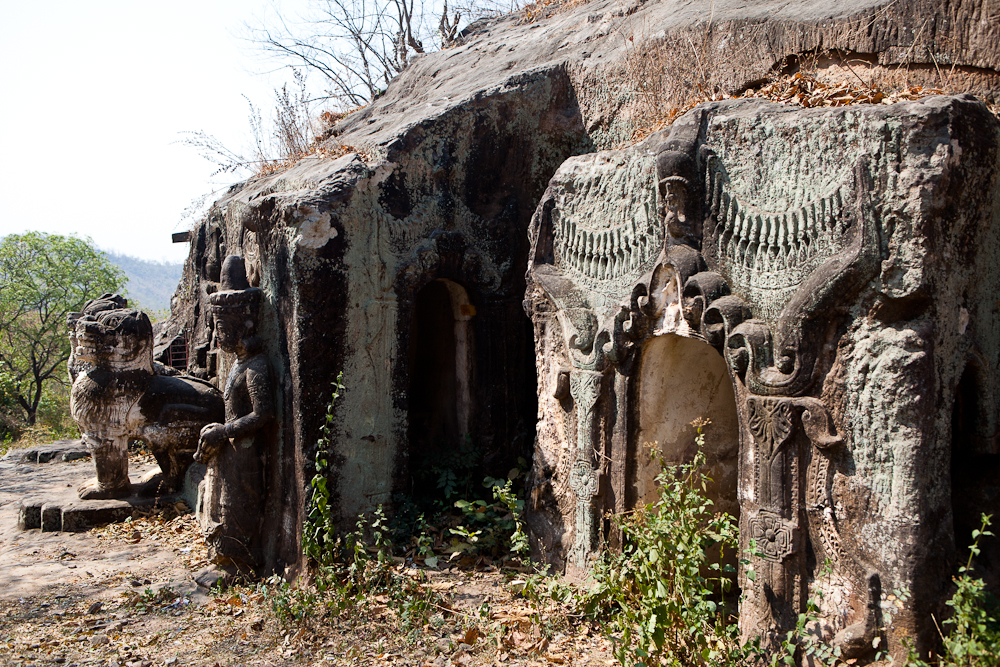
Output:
top-left (169, 65), bottom-right (591, 575)
top-left (524, 93), bottom-right (1000, 661)
top-left (163, 2), bottom-right (1000, 650)
top-left (332, 0), bottom-right (1000, 150)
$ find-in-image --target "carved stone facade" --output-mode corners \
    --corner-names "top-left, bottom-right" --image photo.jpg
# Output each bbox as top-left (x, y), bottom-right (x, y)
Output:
top-left (525, 96), bottom-right (1000, 660)
top-left (155, 0), bottom-right (1000, 654)
top-left (163, 69), bottom-right (592, 576)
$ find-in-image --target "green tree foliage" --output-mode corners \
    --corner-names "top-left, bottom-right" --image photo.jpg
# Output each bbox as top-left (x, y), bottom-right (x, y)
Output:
top-left (0, 232), bottom-right (126, 424)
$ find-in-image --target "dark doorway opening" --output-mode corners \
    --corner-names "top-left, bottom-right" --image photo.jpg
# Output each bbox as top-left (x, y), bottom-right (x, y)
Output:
top-left (407, 279), bottom-right (476, 502)
top-left (951, 359), bottom-right (1000, 595)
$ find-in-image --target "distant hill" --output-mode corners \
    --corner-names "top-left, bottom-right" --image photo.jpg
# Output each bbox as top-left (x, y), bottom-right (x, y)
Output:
top-left (106, 252), bottom-right (183, 316)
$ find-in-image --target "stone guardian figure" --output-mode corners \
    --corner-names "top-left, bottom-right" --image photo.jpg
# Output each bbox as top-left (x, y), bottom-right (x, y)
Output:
top-left (69, 295), bottom-right (224, 500)
top-left (655, 139), bottom-right (701, 249)
top-left (195, 255), bottom-right (275, 578)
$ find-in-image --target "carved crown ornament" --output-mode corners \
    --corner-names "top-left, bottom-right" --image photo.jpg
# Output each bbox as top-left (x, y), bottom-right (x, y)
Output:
top-left (528, 105), bottom-right (884, 398)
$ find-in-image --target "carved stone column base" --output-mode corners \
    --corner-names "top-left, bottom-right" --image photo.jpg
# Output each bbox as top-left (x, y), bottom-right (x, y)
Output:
top-left (79, 437), bottom-right (131, 500)
top-left (77, 477), bottom-right (132, 501)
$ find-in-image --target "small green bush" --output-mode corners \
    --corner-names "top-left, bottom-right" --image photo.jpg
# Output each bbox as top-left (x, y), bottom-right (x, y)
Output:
top-left (908, 514), bottom-right (999, 667)
top-left (447, 475), bottom-right (529, 559)
top-left (303, 373), bottom-right (345, 566)
top-left (582, 424), bottom-right (752, 666)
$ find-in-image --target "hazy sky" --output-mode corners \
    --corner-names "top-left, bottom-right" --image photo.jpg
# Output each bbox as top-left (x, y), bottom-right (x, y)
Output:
top-left (0, 0), bottom-right (313, 263)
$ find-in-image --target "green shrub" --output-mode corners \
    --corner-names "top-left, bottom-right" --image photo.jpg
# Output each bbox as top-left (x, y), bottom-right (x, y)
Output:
top-left (303, 373), bottom-right (345, 566)
top-left (908, 514), bottom-right (999, 667)
top-left (582, 424), bottom-right (751, 666)
top-left (447, 475), bottom-right (529, 559)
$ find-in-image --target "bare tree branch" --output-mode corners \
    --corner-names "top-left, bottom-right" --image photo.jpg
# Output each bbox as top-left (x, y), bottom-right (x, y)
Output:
top-left (244, 0), bottom-right (519, 109)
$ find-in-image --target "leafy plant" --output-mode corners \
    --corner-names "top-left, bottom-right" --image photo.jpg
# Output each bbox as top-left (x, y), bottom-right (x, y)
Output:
top-left (769, 561), bottom-right (859, 667)
top-left (295, 376), bottom-right (531, 631)
top-left (447, 473), bottom-right (528, 559)
top-left (908, 513), bottom-right (1000, 667)
top-left (426, 433), bottom-right (481, 503)
top-left (490, 476), bottom-right (530, 558)
top-left (582, 424), bottom-right (750, 666)
top-left (303, 373), bottom-right (345, 566)
top-left (265, 575), bottom-right (319, 624)
top-left (283, 503), bottom-right (444, 631)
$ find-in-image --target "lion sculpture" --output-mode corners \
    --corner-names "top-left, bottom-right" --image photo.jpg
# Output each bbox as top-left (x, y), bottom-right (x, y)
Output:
top-left (69, 294), bottom-right (224, 500)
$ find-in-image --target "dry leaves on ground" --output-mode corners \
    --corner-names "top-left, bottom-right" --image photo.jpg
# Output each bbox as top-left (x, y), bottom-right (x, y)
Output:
top-left (629, 70), bottom-right (969, 143)
top-left (740, 71), bottom-right (946, 109)
top-left (91, 500), bottom-right (211, 572)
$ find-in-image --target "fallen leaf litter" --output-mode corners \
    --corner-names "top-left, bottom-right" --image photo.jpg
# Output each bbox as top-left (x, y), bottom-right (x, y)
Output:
top-left (1, 498), bottom-right (617, 666)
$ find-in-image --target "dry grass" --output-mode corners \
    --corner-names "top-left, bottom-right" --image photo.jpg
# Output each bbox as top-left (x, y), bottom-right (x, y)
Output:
top-left (613, 0), bottom-right (1000, 144)
top-left (2, 423), bottom-right (77, 451)
top-left (517, 0), bottom-right (586, 24)
top-left (0, 548), bottom-right (616, 666)
top-left (251, 141), bottom-right (361, 177)
top-left (620, 27), bottom-right (1000, 144)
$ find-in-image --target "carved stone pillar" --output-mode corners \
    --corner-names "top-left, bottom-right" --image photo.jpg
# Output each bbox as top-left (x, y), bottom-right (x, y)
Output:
top-left (566, 369), bottom-right (603, 572)
top-left (743, 396), bottom-right (805, 630)
top-left (738, 393), bottom-right (846, 643)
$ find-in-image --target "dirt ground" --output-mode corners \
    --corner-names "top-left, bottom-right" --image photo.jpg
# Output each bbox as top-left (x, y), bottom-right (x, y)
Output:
top-left (0, 451), bottom-right (616, 667)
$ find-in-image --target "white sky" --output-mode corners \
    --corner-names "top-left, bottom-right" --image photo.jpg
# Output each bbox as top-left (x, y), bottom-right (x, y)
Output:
top-left (0, 0), bottom-right (314, 263)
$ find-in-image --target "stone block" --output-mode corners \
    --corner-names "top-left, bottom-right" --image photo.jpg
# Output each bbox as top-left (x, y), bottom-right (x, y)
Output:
top-left (59, 500), bottom-right (136, 533)
top-left (4, 440), bottom-right (89, 464)
top-left (17, 498), bottom-right (42, 530)
top-left (40, 503), bottom-right (62, 532)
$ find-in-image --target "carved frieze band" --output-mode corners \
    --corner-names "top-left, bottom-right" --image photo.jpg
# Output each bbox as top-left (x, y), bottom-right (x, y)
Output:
top-left (713, 186), bottom-right (850, 292)
top-left (554, 213), bottom-right (662, 287)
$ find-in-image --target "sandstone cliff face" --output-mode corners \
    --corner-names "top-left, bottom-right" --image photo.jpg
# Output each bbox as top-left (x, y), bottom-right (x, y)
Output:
top-left (170, 67), bottom-right (592, 574)
top-left (165, 0), bottom-right (1000, 635)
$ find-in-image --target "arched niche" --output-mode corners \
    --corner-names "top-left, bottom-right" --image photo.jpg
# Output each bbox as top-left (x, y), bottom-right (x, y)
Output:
top-left (407, 279), bottom-right (475, 471)
top-left (950, 356), bottom-right (1000, 593)
top-left (631, 334), bottom-right (741, 520)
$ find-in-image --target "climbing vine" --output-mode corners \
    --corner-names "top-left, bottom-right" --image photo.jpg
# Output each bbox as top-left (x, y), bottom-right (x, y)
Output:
top-left (303, 372), bottom-right (345, 566)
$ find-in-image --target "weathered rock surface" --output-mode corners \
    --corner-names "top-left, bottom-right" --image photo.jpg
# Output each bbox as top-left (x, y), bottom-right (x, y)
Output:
top-left (333, 0), bottom-right (1000, 151)
top-left (0, 456), bottom-right (201, 601)
top-left (524, 93), bottom-right (1000, 661)
top-left (162, 4), bottom-right (1000, 653)
top-left (2, 440), bottom-right (90, 464)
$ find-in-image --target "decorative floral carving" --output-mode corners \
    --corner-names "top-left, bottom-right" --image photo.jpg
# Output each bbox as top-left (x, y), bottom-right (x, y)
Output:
top-left (747, 397), bottom-right (794, 460)
top-left (569, 369), bottom-right (602, 418)
top-left (749, 511), bottom-right (795, 562)
top-left (569, 459), bottom-right (598, 499)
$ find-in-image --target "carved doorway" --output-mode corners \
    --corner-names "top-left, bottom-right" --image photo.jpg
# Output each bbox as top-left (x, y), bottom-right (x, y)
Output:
top-left (950, 359), bottom-right (1000, 594)
top-left (630, 334), bottom-right (740, 520)
top-left (407, 279), bottom-right (476, 491)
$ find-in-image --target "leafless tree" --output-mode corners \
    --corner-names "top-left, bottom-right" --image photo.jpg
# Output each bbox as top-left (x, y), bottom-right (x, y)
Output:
top-left (249, 0), bottom-right (432, 109)
top-left (439, 0), bottom-right (461, 47)
top-left (247, 0), bottom-right (526, 109)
